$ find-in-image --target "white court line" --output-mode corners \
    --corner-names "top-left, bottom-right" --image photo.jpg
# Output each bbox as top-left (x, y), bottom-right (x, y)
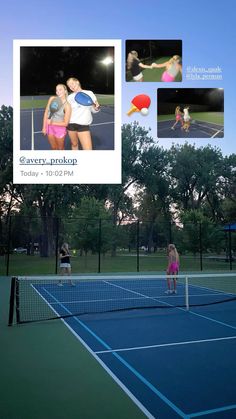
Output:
top-left (102, 280), bottom-right (180, 309)
top-left (158, 118), bottom-right (224, 127)
top-left (31, 109), bottom-right (34, 150)
top-left (41, 287), bottom-right (155, 419)
top-left (193, 122), bottom-right (221, 132)
top-left (95, 335), bottom-right (236, 354)
top-left (211, 128), bottom-right (224, 138)
top-left (48, 292), bottom-right (228, 305)
top-left (33, 121), bottom-right (114, 135)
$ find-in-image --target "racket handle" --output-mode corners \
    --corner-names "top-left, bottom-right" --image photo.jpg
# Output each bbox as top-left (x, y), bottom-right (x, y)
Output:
top-left (127, 104), bottom-right (139, 116)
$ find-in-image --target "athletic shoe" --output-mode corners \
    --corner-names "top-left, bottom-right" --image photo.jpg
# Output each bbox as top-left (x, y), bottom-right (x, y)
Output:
top-left (165, 290), bottom-right (171, 294)
top-left (172, 290), bottom-right (177, 294)
top-left (57, 283), bottom-right (63, 286)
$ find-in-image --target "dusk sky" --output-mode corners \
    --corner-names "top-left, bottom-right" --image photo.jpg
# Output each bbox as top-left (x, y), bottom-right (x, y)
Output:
top-left (1, 0), bottom-right (235, 155)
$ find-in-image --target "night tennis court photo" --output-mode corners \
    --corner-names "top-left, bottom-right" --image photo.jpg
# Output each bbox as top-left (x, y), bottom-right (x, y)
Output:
top-left (157, 88), bottom-right (224, 138)
top-left (126, 40), bottom-right (182, 83)
top-left (19, 46), bottom-right (115, 150)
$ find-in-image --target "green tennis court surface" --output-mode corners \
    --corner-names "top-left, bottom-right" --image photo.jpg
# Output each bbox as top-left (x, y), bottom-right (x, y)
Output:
top-left (20, 94), bottom-right (114, 110)
top-left (0, 276), bottom-right (146, 419)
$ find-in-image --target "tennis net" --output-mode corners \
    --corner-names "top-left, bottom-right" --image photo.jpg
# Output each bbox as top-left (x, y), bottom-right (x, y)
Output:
top-left (8, 273), bottom-right (236, 325)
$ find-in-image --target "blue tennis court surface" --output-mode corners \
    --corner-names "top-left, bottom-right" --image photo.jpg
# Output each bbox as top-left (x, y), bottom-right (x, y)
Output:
top-left (25, 277), bottom-right (236, 417)
top-left (158, 120), bottom-right (224, 138)
top-left (20, 106), bottom-right (114, 150)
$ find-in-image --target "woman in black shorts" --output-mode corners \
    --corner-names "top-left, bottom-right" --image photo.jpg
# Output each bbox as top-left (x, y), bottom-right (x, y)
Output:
top-left (66, 77), bottom-right (100, 150)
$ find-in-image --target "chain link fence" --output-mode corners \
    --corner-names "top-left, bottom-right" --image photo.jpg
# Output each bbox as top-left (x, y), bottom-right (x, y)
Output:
top-left (0, 216), bottom-right (235, 276)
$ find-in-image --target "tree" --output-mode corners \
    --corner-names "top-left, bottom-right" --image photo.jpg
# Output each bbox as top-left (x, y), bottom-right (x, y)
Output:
top-left (67, 196), bottom-right (112, 255)
top-left (106, 122), bottom-right (154, 255)
top-left (169, 143), bottom-right (225, 214)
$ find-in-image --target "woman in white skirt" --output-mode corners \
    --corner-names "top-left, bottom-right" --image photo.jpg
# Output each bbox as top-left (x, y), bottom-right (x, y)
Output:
top-left (58, 242), bottom-right (75, 286)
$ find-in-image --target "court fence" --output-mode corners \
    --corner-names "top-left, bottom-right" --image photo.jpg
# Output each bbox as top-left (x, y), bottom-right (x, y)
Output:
top-left (0, 216), bottom-right (235, 276)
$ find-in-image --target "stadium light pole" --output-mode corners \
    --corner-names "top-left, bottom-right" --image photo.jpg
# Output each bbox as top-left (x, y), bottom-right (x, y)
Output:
top-left (102, 56), bottom-right (113, 90)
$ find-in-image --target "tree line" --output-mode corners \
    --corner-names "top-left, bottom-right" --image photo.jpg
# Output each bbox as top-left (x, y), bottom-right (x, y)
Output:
top-left (0, 106), bottom-right (235, 257)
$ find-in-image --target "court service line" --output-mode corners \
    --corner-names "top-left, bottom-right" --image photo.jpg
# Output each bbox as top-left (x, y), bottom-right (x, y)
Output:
top-left (104, 280), bottom-right (236, 331)
top-left (43, 288), bottom-right (187, 419)
top-left (188, 309), bottom-right (236, 330)
top-left (42, 288), bottom-right (155, 419)
top-left (102, 280), bottom-right (178, 309)
top-left (188, 403), bottom-right (236, 417)
top-left (48, 292), bottom-right (228, 305)
top-left (95, 335), bottom-right (236, 354)
top-left (211, 128), bottom-right (224, 138)
top-left (192, 122), bottom-right (220, 132)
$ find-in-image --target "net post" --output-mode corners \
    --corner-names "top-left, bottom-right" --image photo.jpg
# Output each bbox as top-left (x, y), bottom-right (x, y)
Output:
top-left (8, 276), bottom-right (16, 326)
top-left (199, 222), bottom-right (203, 271)
top-left (6, 215), bottom-right (12, 276)
top-left (185, 276), bottom-right (189, 311)
top-left (55, 217), bottom-right (59, 275)
top-left (15, 279), bottom-right (21, 324)
top-left (136, 220), bottom-right (140, 272)
top-left (229, 228), bottom-right (232, 271)
top-left (98, 218), bottom-right (101, 273)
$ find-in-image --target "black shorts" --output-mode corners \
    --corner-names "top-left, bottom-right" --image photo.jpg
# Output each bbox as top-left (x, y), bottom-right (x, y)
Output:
top-left (67, 123), bottom-right (90, 132)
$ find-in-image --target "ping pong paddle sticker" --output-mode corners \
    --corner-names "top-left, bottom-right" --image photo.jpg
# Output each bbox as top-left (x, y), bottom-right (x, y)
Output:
top-left (127, 94), bottom-right (151, 116)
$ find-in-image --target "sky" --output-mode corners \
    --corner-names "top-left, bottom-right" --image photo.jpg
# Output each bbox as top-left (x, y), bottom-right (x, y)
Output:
top-left (1, 0), bottom-right (235, 156)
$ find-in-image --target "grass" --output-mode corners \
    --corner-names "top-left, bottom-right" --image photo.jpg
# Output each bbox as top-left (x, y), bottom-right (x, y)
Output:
top-left (1, 252), bottom-right (235, 276)
top-left (20, 94), bottom-right (114, 110)
top-left (0, 277), bottom-right (146, 419)
top-left (126, 56), bottom-right (182, 82)
top-left (158, 112), bottom-right (224, 125)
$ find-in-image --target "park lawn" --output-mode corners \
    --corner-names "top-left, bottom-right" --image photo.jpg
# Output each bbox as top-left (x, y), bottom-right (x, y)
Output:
top-left (1, 252), bottom-right (234, 276)
top-left (20, 95), bottom-right (114, 110)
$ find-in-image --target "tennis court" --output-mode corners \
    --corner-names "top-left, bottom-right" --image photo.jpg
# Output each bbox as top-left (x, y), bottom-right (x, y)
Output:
top-left (9, 273), bottom-right (236, 418)
top-left (158, 112), bottom-right (224, 139)
top-left (20, 95), bottom-right (114, 150)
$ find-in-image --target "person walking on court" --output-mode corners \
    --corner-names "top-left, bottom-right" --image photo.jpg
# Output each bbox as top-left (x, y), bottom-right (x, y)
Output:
top-left (58, 242), bottom-right (75, 286)
top-left (171, 106), bottom-right (183, 130)
top-left (126, 50), bottom-right (152, 82)
top-left (66, 77), bottom-right (100, 150)
top-left (165, 244), bottom-right (179, 294)
top-left (42, 84), bottom-right (71, 150)
top-left (183, 105), bottom-right (191, 132)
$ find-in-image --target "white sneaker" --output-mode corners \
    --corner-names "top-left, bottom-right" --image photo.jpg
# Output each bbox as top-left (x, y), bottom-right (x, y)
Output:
top-left (165, 290), bottom-right (171, 294)
top-left (173, 290), bottom-right (177, 294)
top-left (57, 282), bottom-right (63, 286)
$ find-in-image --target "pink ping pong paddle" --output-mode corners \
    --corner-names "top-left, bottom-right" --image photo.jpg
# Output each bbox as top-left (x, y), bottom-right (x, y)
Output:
top-left (127, 94), bottom-right (151, 116)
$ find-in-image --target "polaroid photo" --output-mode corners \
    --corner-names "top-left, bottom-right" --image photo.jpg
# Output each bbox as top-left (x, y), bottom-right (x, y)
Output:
top-left (13, 39), bottom-right (121, 184)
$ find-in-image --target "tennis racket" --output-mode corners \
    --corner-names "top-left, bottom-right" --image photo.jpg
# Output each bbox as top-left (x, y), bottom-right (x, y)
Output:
top-left (75, 91), bottom-right (95, 106)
